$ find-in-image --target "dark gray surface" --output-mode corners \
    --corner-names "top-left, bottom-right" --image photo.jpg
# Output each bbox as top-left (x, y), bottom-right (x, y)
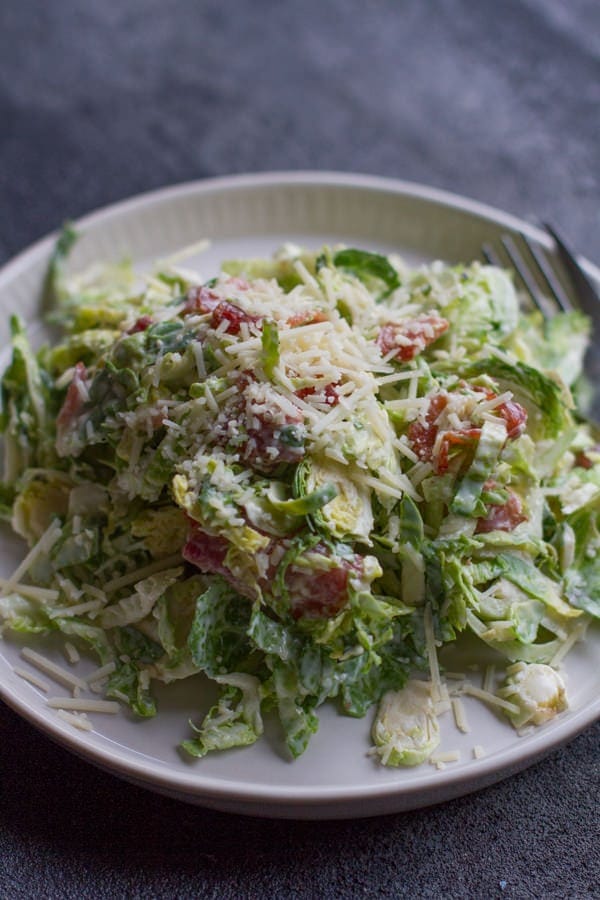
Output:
top-left (1, 1), bottom-right (599, 897)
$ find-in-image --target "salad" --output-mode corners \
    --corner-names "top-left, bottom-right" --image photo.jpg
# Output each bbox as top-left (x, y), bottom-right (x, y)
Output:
top-left (0, 231), bottom-right (598, 766)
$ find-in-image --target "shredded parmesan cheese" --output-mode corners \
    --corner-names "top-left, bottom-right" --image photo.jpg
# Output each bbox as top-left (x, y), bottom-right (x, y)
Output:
top-left (48, 599), bottom-right (105, 619)
top-left (21, 647), bottom-right (87, 691)
top-left (423, 605), bottom-right (443, 703)
top-left (550, 620), bottom-right (589, 668)
top-left (56, 709), bottom-right (93, 732)
top-left (451, 697), bottom-right (470, 734)
top-left (483, 665), bottom-right (496, 694)
top-left (0, 521), bottom-right (62, 598)
top-left (430, 750), bottom-right (461, 764)
top-left (64, 642), bottom-right (80, 665)
top-left (375, 370), bottom-right (419, 386)
top-left (361, 473), bottom-right (421, 503)
top-left (461, 683), bottom-right (520, 716)
top-left (103, 553), bottom-right (183, 593)
top-left (47, 697), bottom-right (120, 714)
top-left (1, 245), bottom-right (591, 773)
top-left (85, 661), bottom-right (116, 684)
top-left (0, 579), bottom-right (59, 603)
top-left (159, 238), bottom-right (210, 267)
top-left (13, 666), bottom-right (50, 692)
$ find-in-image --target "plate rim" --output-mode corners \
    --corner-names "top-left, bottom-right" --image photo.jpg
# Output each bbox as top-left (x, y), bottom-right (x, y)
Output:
top-left (3, 170), bottom-right (599, 282)
top-left (2, 663), bottom-right (599, 809)
top-left (1, 169), bottom-right (599, 814)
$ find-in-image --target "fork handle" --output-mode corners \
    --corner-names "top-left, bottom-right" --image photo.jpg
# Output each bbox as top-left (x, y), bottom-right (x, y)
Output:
top-left (543, 223), bottom-right (600, 314)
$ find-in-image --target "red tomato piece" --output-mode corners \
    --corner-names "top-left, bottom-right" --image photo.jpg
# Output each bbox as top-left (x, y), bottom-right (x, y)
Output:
top-left (407, 393), bottom-right (448, 463)
top-left (496, 399), bottom-right (528, 439)
top-left (476, 490), bottom-right (527, 534)
top-left (287, 549), bottom-right (366, 619)
top-left (182, 523), bottom-right (229, 573)
top-left (287, 309), bottom-right (328, 328)
top-left (183, 287), bottom-right (261, 333)
top-left (295, 382), bottom-right (340, 406)
top-left (225, 276), bottom-right (250, 290)
top-left (57, 362), bottom-right (87, 430)
top-left (126, 315), bottom-right (153, 334)
top-left (211, 300), bottom-right (260, 335)
top-left (408, 386), bottom-right (526, 474)
top-left (574, 451), bottom-right (594, 470)
top-left (183, 520), bottom-right (359, 620)
top-left (470, 385), bottom-right (527, 440)
top-left (230, 374), bottom-right (306, 473)
top-left (182, 285), bottom-right (221, 316)
top-left (436, 428), bottom-right (482, 474)
top-left (287, 562), bottom-right (351, 619)
top-left (323, 383), bottom-right (340, 406)
top-left (183, 522), bottom-right (258, 600)
top-left (407, 421), bottom-right (436, 463)
top-left (241, 417), bottom-right (306, 472)
top-left (377, 314), bottom-right (449, 361)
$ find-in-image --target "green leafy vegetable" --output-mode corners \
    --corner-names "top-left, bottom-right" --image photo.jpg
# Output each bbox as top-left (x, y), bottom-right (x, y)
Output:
top-left (42, 222), bottom-right (78, 310)
top-left (463, 357), bottom-right (572, 439)
top-left (261, 319), bottom-right (280, 380)
top-left (0, 234), bottom-right (596, 770)
top-left (332, 248), bottom-right (401, 300)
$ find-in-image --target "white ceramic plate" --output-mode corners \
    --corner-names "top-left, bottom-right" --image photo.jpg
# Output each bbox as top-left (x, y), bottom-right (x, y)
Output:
top-left (1, 172), bottom-right (599, 819)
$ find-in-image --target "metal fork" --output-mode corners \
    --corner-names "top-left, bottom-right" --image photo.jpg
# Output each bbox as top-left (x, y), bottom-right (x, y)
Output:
top-left (482, 224), bottom-right (600, 419)
top-left (482, 224), bottom-right (600, 322)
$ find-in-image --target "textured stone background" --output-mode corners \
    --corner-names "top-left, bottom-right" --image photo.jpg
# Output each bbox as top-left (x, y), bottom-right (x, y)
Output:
top-left (1, 1), bottom-right (599, 898)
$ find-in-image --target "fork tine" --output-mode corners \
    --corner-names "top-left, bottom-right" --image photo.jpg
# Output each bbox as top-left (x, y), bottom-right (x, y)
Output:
top-left (482, 243), bottom-right (503, 268)
top-left (500, 235), bottom-right (548, 316)
top-left (543, 223), bottom-right (600, 313)
top-left (520, 233), bottom-right (572, 313)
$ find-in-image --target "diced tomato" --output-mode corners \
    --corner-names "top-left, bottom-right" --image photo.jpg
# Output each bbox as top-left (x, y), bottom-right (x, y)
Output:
top-left (470, 385), bottom-right (527, 440)
top-left (184, 521), bottom-right (260, 601)
top-left (427, 393), bottom-right (449, 420)
top-left (409, 412), bottom-right (481, 475)
top-left (407, 423), bottom-right (435, 463)
top-left (496, 398), bottom-right (528, 439)
top-left (407, 393), bottom-right (448, 464)
top-left (287, 549), bottom-right (366, 619)
top-left (183, 520), bottom-right (358, 620)
top-left (476, 490), bottom-right (527, 534)
top-left (436, 428), bottom-right (482, 474)
top-left (295, 386), bottom-right (314, 401)
top-left (574, 451), bottom-right (594, 470)
top-left (228, 373), bottom-right (307, 473)
top-left (295, 382), bottom-right (340, 406)
top-left (377, 314), bottom-right (449, 362)
top-left (182, 524), bottom-right (229, 573)
top-left (241, 417), bottom-right (306, 472)
top-left (226, 276), bottom-right (250, 290)
top-left (183, 523), bottom-right (258, 598)
top-left (184, 286), bottom-right (260, 334)
top-left (324, 383), bottom-right (340, 406)
top-left (57, 362), bottom-right (87, 430)
top-left (211, 300), bottom-right (260, 335)
top-left (126, 315), bottom-right (153, 334)
top-left (287, 561), bottom-right (351, 619)
top-left (408, 385), bottom-right (527, 474)
top-left (182, 285), bottom-right (221, 316)
top-left (287, 309), bottom-right (328, 328)
top-left (573, 444), bottom-right (600, 470)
